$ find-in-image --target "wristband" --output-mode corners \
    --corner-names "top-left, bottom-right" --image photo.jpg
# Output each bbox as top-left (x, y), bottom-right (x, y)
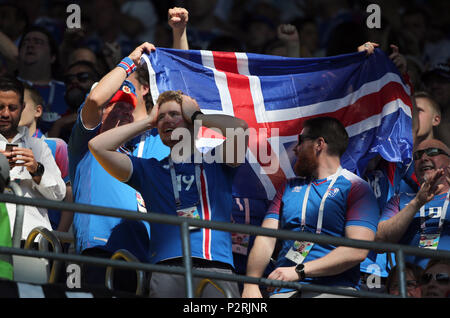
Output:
top-left (117, 57), bottom-right (137, 77)
top-left (191, 110), bottom-right (204, 123)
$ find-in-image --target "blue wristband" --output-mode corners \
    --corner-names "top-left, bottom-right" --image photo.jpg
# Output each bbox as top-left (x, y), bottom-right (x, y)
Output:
top-left (117, 57), bottom-right (136, 77)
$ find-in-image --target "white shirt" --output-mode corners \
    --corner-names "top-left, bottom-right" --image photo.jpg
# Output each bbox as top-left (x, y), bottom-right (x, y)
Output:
top-left (0, 127), bottom-right (66, 240)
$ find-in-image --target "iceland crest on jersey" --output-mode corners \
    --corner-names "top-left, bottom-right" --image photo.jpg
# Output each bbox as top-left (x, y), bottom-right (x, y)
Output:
top-left (142, 48), bottom-right (413, 200)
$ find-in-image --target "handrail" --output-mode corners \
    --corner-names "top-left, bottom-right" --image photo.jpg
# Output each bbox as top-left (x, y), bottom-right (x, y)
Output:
top-left (0, 245), bottom-right (399, 298)
top-left (195, 278), bottom-right (233, 298)
top-left (105, 249), bottom-right (146, 296)
top-left (1, 193), bottom-right (448, 260)
top-left (0, 192), bottom-right (449, 298)
top-left (24, 226), bottom-right (63, 283)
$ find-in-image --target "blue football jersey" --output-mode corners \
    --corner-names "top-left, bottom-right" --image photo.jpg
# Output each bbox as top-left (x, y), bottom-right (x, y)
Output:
top-left (127, 155), bottom-right (237, 267)
top-left (266, 168), bottom-right (379, 292)
top-left (381, 192), bottom-right (450, 268)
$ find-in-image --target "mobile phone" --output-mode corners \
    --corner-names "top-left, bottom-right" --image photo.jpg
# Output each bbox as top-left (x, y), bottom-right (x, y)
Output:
top-left (5, 143), bottom-right (18, 153)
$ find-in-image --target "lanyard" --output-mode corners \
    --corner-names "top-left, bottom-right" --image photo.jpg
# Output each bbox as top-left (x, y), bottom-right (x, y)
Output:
top-left (169, 157), bottom-right (201, 208)
top-left (301, 167), bottom-right (342, 234)
top-left (420, 190), bottom-right (450, 233)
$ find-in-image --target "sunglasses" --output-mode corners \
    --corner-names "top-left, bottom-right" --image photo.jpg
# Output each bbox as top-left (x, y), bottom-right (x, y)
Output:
top-left (413, 147), bottom-right (449, 161)
top-left (297, 134), bottom-right (328, 146)
top-left (64, 72), bottom-right (94, 84)
top-left (420, 272), bottom-right (450, 285)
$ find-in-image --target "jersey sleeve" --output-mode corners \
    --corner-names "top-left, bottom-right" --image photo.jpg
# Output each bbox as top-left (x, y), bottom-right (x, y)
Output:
top-left (125, 156), bottom-right (157, 193)
top-left (345, 179), bottom-right (380, 233)
top-left (264, 182), bottom-right (286, 221)
top-left (53, 139), bottom-right (70, 183)
top-left (380, 194), bottom-right (401, 222)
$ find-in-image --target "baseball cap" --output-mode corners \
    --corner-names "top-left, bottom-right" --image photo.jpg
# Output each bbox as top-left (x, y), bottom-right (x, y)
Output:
top-left (108, 80), bottom-right (138, 108)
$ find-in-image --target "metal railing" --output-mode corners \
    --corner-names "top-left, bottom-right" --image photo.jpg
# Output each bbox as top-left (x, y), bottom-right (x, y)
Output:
top-left (1, 191), bottom-right (450, 298)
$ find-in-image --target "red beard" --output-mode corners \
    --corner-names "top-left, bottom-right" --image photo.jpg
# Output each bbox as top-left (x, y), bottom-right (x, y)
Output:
top-left (294, 144), bottom-right (318, 178)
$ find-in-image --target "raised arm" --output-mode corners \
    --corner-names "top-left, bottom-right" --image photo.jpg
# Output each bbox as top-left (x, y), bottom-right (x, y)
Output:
top-left (277, 24), bottom-right (300, 58)
top-left (376, 168), bottom-right (445, 243)
top-left (181, 95), bottom-right (249, 166)
top-left (168, 7), bottom-right (189, 50)
top-left (88, 104), bottom-right (159, 182)
top-left (0, 31), bottom-right (18, 73)
top-left (82, 42), bottom-right (155, 129)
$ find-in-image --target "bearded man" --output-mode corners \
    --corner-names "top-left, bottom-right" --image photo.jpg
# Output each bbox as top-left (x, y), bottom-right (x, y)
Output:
top-left (242, 116), bottom-right (380, 298)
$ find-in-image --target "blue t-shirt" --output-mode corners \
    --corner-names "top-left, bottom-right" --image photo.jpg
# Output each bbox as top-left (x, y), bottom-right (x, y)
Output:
top-left (381, 191), bottom-right (450, 268)
top-left (265, 168), bottom-right (379, 292)
top-left (68, 110), bottom-right (169, 261)
top-left (127, 155), bottom-right (237, 266)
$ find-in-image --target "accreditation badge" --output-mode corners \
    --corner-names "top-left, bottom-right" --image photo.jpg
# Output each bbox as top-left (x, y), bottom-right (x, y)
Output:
top-left (177, 206), bottom-right (201, 230)
top-left (232, 233), bottom-right (250, 255)
top-left (285, 241), bottom-right (314, 264)
top-left (419, 233), bottom-right (440, 250)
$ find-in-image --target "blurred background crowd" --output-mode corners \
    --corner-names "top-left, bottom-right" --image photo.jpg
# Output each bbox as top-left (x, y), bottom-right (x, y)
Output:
top-left (1, 0), bottom-right (449, 142)
top-left (0, 0), bottom-right (449, 298)
top-left (1, 0), bottom-right (449, 85)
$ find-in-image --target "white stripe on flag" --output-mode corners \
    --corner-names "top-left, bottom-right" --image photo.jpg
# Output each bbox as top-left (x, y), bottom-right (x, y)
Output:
top-left (269, 135), bottom-right (298, 179)
top-left (141, 54), bottom-right (159, 106)
top-left (246, 150), bottom-right (276, 199)
top-left (201, 50), bottom-right (235, 116)
top-left (256, 72), bottom-right (411, 123)
top-left (346, 98), bottom-right (412, 138)
top-left (235, 52), bottom-right (267, 126)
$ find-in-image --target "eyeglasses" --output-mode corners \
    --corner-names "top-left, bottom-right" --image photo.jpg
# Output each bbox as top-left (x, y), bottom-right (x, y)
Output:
top-left (64, 72), bottom-right (94, 84)
top-left (413, 147), bottom-right (449, 161)
top-left (420, 272), bottom-right (450, 285)
top-left (297, 134), bottom-right (328, 146)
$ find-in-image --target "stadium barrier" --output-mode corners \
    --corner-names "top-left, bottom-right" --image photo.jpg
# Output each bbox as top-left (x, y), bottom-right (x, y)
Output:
top-left (1, 189), bottom-right (450, 298)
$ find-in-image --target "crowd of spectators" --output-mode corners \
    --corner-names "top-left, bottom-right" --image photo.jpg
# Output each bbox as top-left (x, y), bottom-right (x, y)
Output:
top-left (0, 0), bottom-right (449, 298)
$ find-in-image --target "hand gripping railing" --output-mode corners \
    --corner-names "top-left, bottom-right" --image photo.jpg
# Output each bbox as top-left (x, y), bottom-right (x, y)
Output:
top-left (195, 278), bottom-right (233, 298)
top-left (24, 226), bottom-right (63, 283)
top-left (105, 249), bottom-right (146, 296)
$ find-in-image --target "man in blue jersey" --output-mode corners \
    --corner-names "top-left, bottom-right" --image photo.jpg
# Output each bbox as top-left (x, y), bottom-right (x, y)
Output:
top-left (68, 42), bottom-right (170, 292)
top-left (242, 117), bottom-right (380, 298)
top-left (376, 138), bottom-right (450, 269)
top-left (88, 87), bottom-right (249, 297)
